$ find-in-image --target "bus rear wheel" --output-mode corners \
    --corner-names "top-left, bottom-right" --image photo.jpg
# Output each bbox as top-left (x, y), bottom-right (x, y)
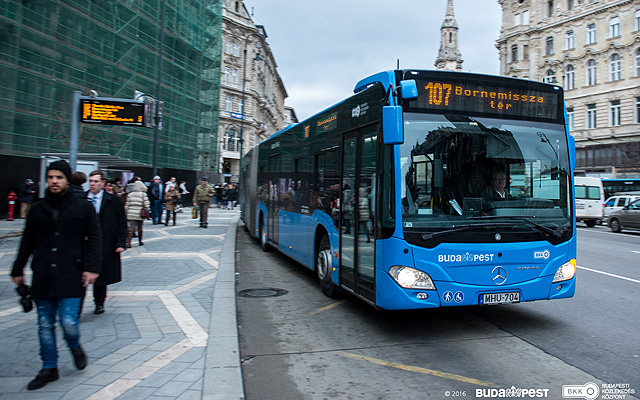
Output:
top-left (317, 235), bottom-right (338, 298)
top-left (260, 214), bottom-right (270, 252)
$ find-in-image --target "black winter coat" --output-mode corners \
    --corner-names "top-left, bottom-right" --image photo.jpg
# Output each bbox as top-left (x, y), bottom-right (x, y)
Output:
top-left (11, 190), bottom-right (102, 300)
top-left (91, 190), bottom-right (128, 285)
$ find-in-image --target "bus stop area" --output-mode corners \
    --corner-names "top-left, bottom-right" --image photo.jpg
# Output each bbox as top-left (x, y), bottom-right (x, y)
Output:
top-left (0, 208), bottom-right (244, 400)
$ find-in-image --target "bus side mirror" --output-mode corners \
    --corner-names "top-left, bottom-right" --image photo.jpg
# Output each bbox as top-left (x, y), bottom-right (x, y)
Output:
top-left (382, 106), bottom-right (404, 145)
top-left (568, 134), bottom-right (575, 171)
top-left (400, 80), bottom-right (418, 100)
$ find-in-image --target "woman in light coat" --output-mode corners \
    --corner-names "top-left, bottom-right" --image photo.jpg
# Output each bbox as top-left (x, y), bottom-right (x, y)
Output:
top-left (124, 181), bottom-right (150, 247)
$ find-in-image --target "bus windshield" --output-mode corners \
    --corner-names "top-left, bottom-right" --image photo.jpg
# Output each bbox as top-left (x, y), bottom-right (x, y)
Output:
top-left (400, 113), bottom-right (572, 247)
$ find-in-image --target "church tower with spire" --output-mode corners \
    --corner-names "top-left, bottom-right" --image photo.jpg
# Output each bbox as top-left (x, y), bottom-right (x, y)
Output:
top-left (435, 0), bottom-right (463, 71)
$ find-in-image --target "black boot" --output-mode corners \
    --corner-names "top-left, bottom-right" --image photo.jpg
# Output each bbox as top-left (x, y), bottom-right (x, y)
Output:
top-left (71, 345), bottom-right (87, 370)
top-left (28, 368), bottom-right (59, 390)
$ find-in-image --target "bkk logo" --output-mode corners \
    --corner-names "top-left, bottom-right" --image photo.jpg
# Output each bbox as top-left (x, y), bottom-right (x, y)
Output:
top-left (534, 250), bottom-right (550, 260)
top-left (438, 252), bottom-right (495, 263)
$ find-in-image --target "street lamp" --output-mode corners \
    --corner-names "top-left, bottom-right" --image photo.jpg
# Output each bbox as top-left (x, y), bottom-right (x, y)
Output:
top-left (239, 32), bottom-right (266, 188)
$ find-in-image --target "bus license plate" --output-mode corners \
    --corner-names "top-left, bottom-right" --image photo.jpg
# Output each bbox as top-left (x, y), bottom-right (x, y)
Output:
top-left (480, 292), bottom-right (520, 305)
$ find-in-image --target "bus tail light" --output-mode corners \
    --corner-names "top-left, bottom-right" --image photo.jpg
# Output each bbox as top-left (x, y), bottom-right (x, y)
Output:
top-left (389, 266), bottom-right (436, 290)
top-left (552, 259), bottom-right (576, 283)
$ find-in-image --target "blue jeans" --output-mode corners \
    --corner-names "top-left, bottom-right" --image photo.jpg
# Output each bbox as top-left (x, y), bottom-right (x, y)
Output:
top-left (151, 199), bottom-right (164, 223)
top-left (35, 298), bottom-right (82, 369)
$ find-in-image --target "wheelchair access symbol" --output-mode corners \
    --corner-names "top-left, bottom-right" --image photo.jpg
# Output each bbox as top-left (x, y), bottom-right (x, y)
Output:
top-left (442, 291), bottom-right (464, 303)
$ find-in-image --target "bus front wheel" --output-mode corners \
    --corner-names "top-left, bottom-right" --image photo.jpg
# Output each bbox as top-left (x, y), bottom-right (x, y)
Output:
top-left (317, 235), bottom-right (338, 298)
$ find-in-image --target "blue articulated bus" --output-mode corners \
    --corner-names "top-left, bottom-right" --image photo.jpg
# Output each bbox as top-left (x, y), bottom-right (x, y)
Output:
top-left (240, 69), bottom-right (577, 310)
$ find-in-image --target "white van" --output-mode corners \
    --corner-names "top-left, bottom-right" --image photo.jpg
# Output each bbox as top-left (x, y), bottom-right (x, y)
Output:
top-left (574, 177), bottom-right (605, 227)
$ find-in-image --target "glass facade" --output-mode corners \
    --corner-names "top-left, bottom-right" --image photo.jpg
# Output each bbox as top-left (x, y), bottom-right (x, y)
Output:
top-left (0, 0), bottom-right (222, 173)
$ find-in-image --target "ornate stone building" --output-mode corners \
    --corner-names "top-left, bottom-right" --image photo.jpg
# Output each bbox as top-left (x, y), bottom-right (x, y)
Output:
top-left (496, 0), bottom-right (640, 177)
top-left (435, 0), bottom-right (464, 71)
top-left (217, 0), bottom-right (288, 183)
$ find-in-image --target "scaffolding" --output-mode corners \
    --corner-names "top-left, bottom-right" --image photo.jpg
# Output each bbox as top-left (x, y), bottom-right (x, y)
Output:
top-left (0, 0), bottom-right (223, 174)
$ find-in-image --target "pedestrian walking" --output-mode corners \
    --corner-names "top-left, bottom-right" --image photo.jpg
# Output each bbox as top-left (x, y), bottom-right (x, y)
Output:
top-left (148, 176), bottom-right (164, 224)
top-left (163, 183), bottom-right (181, 225)
top-left (86, 170), bottom-right (127, 315)
top-left (193, 177), bottom-right (214, 228)
top-left (164, 177), bottom-right (177, 193)
top-left (178, 180), bottom-right (189, 211)
top-left (125, 181), bottom-right (150, 247)
top-left (10, 160), bottom-right (102, 390)
top-left (70, 171), bottom-right (87, 196)
top-left (226, 184), bottom-right (237, 210)
top-left (18, 178), bottom-right (37, 218)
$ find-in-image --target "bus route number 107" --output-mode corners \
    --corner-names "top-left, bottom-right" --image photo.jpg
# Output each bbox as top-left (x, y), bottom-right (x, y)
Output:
top-left (424, 82), bottom-right (452, 106)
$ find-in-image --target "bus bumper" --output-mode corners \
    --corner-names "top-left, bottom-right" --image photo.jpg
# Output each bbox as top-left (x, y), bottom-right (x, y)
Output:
top-left (375, 272), bottom-right (576, 310)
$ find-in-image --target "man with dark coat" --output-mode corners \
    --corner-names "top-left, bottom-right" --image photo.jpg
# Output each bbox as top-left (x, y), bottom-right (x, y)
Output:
top-left (87, 170), bottom-right (127, 315)
top-left (11, 160), bottom-right (102, 390)
top-left (18, 178), bottom-right (37, 218)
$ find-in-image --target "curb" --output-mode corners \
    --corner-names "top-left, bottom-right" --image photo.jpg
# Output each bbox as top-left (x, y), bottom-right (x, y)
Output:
top-left (203, 213), bottom-right (244, 400)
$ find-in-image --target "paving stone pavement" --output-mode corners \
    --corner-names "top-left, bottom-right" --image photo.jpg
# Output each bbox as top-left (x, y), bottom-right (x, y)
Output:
top-left (0, 207), bottom-right (243, 399)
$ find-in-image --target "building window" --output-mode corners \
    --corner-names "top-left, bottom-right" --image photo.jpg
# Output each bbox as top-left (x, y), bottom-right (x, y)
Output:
top-left (225, 41), bottom-right (232, 55)
top-left (523, 10), bottom-right (530, 25)
top-left (546, 37), bottom-right (554, 55)
top-left (565, 30), bottom-right (574, 50)
top-left (586, 23), bottom-right (596, 44)
top-left (511, 44), bottom-right (518, 62)
top-left (238, 98), bottom-right (244, 114)
top-left (225, 95), bottom-right (233, 112)
top-left (609, 17), bottom-right (620, 38)
top-left (636, 10), bottom-right (640, 31)
top-left (636, 49), bottom-right (640, 77)
top-left (548, 1), bottom-right (554, 17)
top-left (231, 69), bottom-right (238, 84)
top-left (586, 59), bottom-right (597, 86)
top-left (567, 107), bottom-right (575, 130)
top-left (636, 97), bottom-right (640, 123)
top-left (544, 69), bottom-right (556, 83)
top-left (523, 45), bottom-right (529, 61)
top-left (233, 44), bottom-right (240, 57)
top-left (610, 53), bottom-right (622, 81)
top-left (224, 129), bottom-right (240, 152)
top-left (224, 67), bottom-right (230, 82)
top-left (610, 100), bottom-right (621, 126)
top-left (587, 104), bottom-right (597, 129)
top-left (564, 65), bottom-right (575, 90)
top-left (514, 13), bottom-right (521, 26)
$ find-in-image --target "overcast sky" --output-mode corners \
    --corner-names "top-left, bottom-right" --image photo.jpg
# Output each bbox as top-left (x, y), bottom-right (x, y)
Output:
top-left (243, 0), bottom-right (503, 121)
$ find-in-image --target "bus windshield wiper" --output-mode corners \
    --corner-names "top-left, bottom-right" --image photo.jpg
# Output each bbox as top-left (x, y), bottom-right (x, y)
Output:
top-left (420, 225), bottom-right (477, 240)
top-left (472, 215), bottom-right (562, 238)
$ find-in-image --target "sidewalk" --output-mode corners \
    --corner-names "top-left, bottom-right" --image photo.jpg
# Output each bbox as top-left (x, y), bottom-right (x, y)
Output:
top-left (0, 207), bottom-right (244, 399)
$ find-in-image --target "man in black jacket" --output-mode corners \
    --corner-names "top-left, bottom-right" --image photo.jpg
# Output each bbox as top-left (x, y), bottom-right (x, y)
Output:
top-left (11, 160), bottom-right (102, 390)
top-left (87, 170), bottom-right (127, 315)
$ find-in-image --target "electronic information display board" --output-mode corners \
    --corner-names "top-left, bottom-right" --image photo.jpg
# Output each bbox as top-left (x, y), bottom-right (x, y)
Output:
top-left (80, 99), bottom-right (146, 126)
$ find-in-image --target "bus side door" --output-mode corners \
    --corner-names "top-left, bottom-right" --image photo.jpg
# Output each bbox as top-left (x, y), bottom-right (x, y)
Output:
top-left (340, 126), bottom-right (378, 303)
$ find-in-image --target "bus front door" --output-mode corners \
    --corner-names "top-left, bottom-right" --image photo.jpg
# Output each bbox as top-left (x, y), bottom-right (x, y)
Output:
top-left (268, 154), bottom-right (280, 247)
top-left (340, 128), bottom-right (377, 303)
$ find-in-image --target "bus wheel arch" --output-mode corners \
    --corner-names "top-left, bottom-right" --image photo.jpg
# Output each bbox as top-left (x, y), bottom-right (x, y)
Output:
top-left (316, 228), bottom-right (338, 298)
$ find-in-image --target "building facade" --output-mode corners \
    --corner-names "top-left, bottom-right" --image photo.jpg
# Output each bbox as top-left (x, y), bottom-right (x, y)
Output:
top-left (496, 0), bottom-right (640, 177)
top-left (217, 0), bottom-right (287, 184)
top-left (0, 0), bottom-right (224, 195)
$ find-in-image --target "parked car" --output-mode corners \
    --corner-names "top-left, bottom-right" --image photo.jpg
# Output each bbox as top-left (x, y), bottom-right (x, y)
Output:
top-left (604, 194), bottom-right (640, 219)
top-left (607, 199), bottom-right (640, 233)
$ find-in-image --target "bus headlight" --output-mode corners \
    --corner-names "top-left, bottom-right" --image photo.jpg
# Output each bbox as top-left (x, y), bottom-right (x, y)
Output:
top-left (552, 259), bottom-right (576, 283)
top-left (389, 266), bottom-right (436, 290)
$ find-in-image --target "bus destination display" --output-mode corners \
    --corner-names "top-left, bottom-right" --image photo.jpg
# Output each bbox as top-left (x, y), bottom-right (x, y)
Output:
top-left (408, 77), bottom-right (562, 122)
top-left (80, 99), bottom-right (146, 126)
